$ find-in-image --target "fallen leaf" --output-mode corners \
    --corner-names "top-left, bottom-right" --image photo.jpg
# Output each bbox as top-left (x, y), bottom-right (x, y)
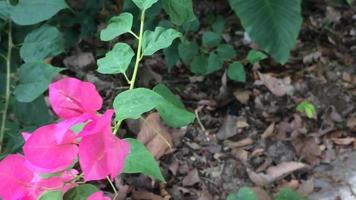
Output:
top-left (247, 162), bottom-right (308, 186)
top-left (347, 116), bottom-right (356, 131)
top-left (326, 6), bottom-right (341, 23)
top-left (255, 72), bottom-right (294, 96)
top-left (261, 123), bottom-right (275, 139)
top-left (297, 178), bottom-right (314, 196)
top-left (63, 52), bottom-right (95, 69)
top-left (137, 113), bottom-right (173, 159)
top-left (182, 168), bottom-right (201, 186)
top-left (132, 190), bottom-right (165, 200)
top-left (331, 137), bottom-right (355, 146)
top-left (233, 90), bottom-right (251, 104)
top-left (224, 138), bottom-right (254, 148)
top-left (236, 117), bottom-right (249, 128)
top-left (293, 137), bottom-right (322, 165)
top-left (217, 115), bottom-right (238, 140)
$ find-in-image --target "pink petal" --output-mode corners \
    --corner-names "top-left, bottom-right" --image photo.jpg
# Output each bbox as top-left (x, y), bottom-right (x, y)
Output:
top-left (0, 154), bottom-right (33, 200)
top-left (88, 191), bottom-right (111, 200)
top-left (79, 110), bottom-right (114, 137)
top-left (79, 132), bottom-right (130, 181)
top-left (23, 124), bottom-right (78, 173)
top-left (22, 132), bottom-right (31, 142)
top-left (49, 77), bottom-right (103, 119)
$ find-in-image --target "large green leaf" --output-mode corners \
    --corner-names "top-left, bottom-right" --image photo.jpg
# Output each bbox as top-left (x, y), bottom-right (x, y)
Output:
top-left (20, 25), bottom-right (65, 62)
top-left (162, 0), bottom-right (196, 25)
top-left (14, 62), bottom-right (63, 102)
top-left (123, 138), bottom-right (165, 181)
top-left (39, 190), bottom-right (63, 200)
top-left (97, 43), bottom-right (134, 74)
top-left (226, 187), bottom-right (258, 200)
top-left (246, 49), bottom-right (267, 64)
top-left (229, 0), bottom-right (302, 64)
top-left (11, 0), bottom-right (68, 25)
top-left (131, 0), bottom-right (159, 10)
top-left (142, 27), bottom-right (181, 56)
top-left (274, 188), bottom-right (308, 200)
top-left (100, 12), bottom-right (133, 41)
top-left (227, 61), bottom-right (246, 82)
top-left (63, 184), bottom-right (98, 200)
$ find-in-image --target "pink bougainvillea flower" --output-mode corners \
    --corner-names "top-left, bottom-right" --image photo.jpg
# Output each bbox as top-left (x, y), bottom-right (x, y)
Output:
top-left (49, 77), bottom-right (103, 119)
top-left (79, 131), bottom-right (130, 181)
top-left (23, 124), bottom-right (78, 173)
top-left (22, 132), bottom-right (31, 142)
top-left (88, 191), bottom-right (111, 200)
top-left (78, 110), bottom-right (114, 137)
top-left (0, 154), bottom-right (34, 200)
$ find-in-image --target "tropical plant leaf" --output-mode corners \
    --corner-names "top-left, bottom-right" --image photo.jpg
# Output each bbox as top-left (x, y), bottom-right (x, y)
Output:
top-left (100, 12), bottom-right (133, 41)
top-left (142, 27), bottom-right (181, 56)
top-left (131, 0), bottom-right (159, 10)
top-left (97, 43), bottom-right (134, 74)
top-left (63, 184), bottom-right (98, 200)
top-left (227, 61), bottom-right (246, 82)
top-left (227, 187), bottom-right (258, 200)
top-left (162, 0), bottom-right (196, 25)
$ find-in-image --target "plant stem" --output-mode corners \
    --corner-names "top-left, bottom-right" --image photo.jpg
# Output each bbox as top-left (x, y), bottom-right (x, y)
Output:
top-left (113, 11), bottom-right (146, 135)
top-left (0, 21), bottom-right (12, 153)
top-left (106, 176), bottom-right (118, 196)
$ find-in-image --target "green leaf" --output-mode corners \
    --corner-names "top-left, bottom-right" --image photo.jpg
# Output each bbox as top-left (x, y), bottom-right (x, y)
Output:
top-left (212, 15), bottom-right (225, 34)
top-left (131, 0), bottom-right (159, 10)
top-left (296, 101), bottom-right (316, 119)
top-left (11, 0), bottom-right (68, 25)
top-left (123, 138), bottom-right (165, 181)
top-left (229, 0), bottom-right (302, 64)
top-left (14, 62), bottom-right (62, 102)
top-left (114, 88), bottom-right (163, 121)
top-left (100, 12), bottom-right (133, 41)
top-left (216, 44), bottom-right (236, 61)
top-left (163, 41), bottom-right (180, 68)
top-left (190, 54), bottom-right (208, 75)
top-left (226, 187), bottom-right (258, 200)
top-left (63, 184), bottom-right (98, 200)
top-left (178, 40), bottom-right (199, 65)
top-left (39, 190), bottom-right (63, 200)
top-left (162, 0), bottom-right (196, 25)
top-left (153, 84), bottom-right (195, 127)
top-left (347, 0), bottom-right (354, 5)
top-left (182, 18), bottom-right (200, 33)
top-left (142, 27), bottom-right (181, 56)
top-left (274, 188), bottom-right (308, 200)
top-left (97, 43), bottom-right (134, 74)
top-left (0, 1), bottom-right (13, 20)
top-left (202, 31), bottom-right (221, 48)
top-left (20, 25), bottom-right (65, 62)
top-left (246, 50), bottom-right (267, 64)
top-left (227, 61), bottom-right (246, 82)
top-left (207, 52), bottom-right (223, 74)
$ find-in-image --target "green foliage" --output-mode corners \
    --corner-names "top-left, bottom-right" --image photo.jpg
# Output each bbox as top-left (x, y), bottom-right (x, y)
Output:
top-left (227, 187), bottom-right (258, 200)
top-left (296, 101), bottom-right (316, 119)
top-left (227, 62), bottom-right (246, 82)
top-left (100, 12), bottom-right (133, 41)
top-left (123, 138), bottom-right (165, 181)
top-left (216, 44), bottom-right (236, 61)
top-left (162, 0), bottom-right (196, 25)
top-left (39, 190), bottom-right (63, 200)
top-left (0, 1), bottom-right (12, 20)
top-left (142, 27), bottom-right (182, 56)
top-left (247, 50), bottom-right (267, 64)
top-left (346, 0), bottom-right (354, 5)
top-left (178, 41), bottom-right (199, 64)
top-left (274, 188), bottom-right (308, 200)
top-left (11, 0), bottom-right (68, 25)
top-left (20, 25), bottom-right (65, 62)
top-left (97, 43), bottom-right (135, 74)
top-left (229, 0), bottom-right (303, 64)
top-left (202, 31), bottom-right (221, 48)
top-left (14, 62), bottom-right (63, 102)
top-left (63, 184), bottom-right (98, 200)
top-left (131, 0), bottom-right (159, 10)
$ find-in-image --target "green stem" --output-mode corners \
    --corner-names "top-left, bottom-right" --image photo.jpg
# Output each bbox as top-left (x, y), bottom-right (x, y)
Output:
top-left (113, 10), bottom-right (146, 135)
top-left (0, 21), bottom-right (12, 153)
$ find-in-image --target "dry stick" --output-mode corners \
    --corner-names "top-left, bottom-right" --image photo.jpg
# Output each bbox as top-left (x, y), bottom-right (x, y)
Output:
top-left (106, 176), bottom-right (118, 197)
top-left (0, 20), bottom-right (12, 153)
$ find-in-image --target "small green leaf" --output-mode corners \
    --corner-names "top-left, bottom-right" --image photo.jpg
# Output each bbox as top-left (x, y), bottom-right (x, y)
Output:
top-left (212, 15), bottom-right (225, 34)
top-left (202, 31), bottom-right (221, 48)
top-left (346, 0), bottom-right (354, 5)
top-left (131, 0), bottom-right (159, 10)
top-left (114, 88), bottom-right (163, 121)
top-left (163, 41), bottom-right (180, 68)
top-left (0, 1), bottom-right (13, 20)
top-left (20, 25), bottom-right (64, 62)
top-left (100, 12), bottom-right (133, 41)
top-left (207, 52), bottom-right (223, 74)
top-left (142, 27), bottom-right (182, 56)
top-left (63, 184), bottom-right (98, 200)
top-left (296, 101), bottom-right (316, 119)
top-left (97, 43), bottom-right (134, 74)
top-left (178, 40), bottom-right (199, 65)
top-left (246, 50), bottom-right (267, 64)
top-left (274, 188), bottom-right (308, 200)
top-left (14, 62), bottom-right (63, 102)
top-left (226, 187), bottom-right (258, 200)
top-left (39, 190), bottom-right (63, 200)
top-left (182, 18), bottom-right (200, 33)
top-left (11, 0), bottom-right (68, 25)
top-left (162, 0), bottom-right (196, 25)
top-left (216, 44), bottom-right (236, 61)
top-left (190, 54), bottom-right (208, 75)
top-left (227, 61), bottom-right (246, 82)
top-left (123, 138), bottom-right (165, 181)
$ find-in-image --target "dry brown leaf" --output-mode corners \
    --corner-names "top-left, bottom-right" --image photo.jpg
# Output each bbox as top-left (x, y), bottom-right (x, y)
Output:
top-left (225, 138), bottom-right (254, 148)
top-left (137, 113), bottom-right (173, 159)
top-left (247, 162), bottom-right (308, 186)
top-left (347, 116), bottom-right (356, 131)
top-left (293, 137), bottom-right (322, 165)
top-left (331, 137), bottom-right (355, 146)
top-left (255, 72), bottom-right (294, 96)
top-left (252, 187), bottom-right (272, 200)
top-left (132, 190), bottom-right (165, 200)
top-left (261, 123), bottom-right (275, 139)
top-left (297, 178), bottom-right (314, 196)
top-left (217, 115), bottom-right (239, 140)
top-left (182, 168), bottom-right (201, 186)
top-left (280, 179), bottom-right (299, 190)
top-left (233, 90), bottom-right (251, 104)
top-left (63, 52), bottom-right (95, 69)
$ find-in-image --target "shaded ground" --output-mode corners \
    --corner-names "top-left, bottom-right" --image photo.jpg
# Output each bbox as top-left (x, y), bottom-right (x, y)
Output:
top-left (61, 1), bottom-right (356, 199)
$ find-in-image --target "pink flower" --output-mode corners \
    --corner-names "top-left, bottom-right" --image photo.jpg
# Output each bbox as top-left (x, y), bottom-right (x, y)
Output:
top-left (79, 110), bottom-right (114, 137)
top-left (49, 77), bottom-right (103, 119)
top-left (23, 124), bottom-right (78, 173)
top-left (88, 191), bottom-right (111, 200)
top-left (0, 154), bottom-right (33, 200)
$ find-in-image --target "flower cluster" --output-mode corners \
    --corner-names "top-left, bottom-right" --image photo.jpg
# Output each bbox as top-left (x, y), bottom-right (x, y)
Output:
top-left (0, 78), bottom-right (130, 200)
